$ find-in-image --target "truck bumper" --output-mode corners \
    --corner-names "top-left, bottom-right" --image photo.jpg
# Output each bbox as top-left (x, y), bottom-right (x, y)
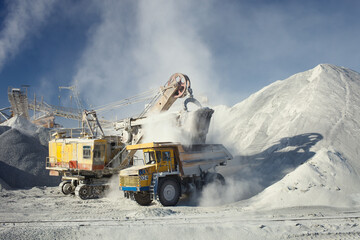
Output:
top-left (120, 186), bottom-right (150, 191)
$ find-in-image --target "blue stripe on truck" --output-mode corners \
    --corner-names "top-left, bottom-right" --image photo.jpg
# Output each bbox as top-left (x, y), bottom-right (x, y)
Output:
top-left (121, 186), bottom-right (150, 191)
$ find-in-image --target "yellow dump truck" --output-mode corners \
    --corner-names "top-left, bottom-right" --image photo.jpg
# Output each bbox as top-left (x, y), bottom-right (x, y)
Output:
top-left (119, 142), bottom-right (232, 206)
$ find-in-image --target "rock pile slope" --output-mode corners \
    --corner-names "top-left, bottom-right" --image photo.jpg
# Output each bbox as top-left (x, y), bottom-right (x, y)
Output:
top-left (207, 64), bottom-right (360, 208)
top-left (0, 116), bottom-right (60, 189)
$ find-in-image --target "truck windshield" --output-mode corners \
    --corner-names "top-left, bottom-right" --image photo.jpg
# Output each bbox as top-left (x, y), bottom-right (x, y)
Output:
top-left (144, 151), bottom-right (156, 165)
top-left (144, 151), bottom-right (162, 165)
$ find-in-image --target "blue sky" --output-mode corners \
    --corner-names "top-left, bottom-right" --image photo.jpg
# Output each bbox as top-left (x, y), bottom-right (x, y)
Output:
top-left (1, 0), bottom-right (360, 121)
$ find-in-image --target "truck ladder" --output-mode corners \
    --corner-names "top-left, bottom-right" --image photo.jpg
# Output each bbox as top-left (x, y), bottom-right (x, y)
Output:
top-left (150, 173), bottom-right (159, 200)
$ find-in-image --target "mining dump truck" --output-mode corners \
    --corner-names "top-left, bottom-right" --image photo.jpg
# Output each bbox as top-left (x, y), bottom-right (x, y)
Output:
top-left (119, 142), bottom-right (232, 206)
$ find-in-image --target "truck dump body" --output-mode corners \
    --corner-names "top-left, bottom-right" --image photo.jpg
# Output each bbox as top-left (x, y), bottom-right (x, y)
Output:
top-left (179, 144), bottom-right (232, 176)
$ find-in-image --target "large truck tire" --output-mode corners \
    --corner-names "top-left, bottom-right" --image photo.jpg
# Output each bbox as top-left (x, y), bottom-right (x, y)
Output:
top-left (134, 192), bottom-right (152, 206)
top-left (204, 172), bottom-right (225, 186)
top-left (158, 178), bottom-right (181, 206)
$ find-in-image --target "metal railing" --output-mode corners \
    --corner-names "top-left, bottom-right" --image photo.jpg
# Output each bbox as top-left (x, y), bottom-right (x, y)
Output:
top-left (45, 157), bottom-right (68, 169)
top-left (49, 128), bottom-right (87, 140)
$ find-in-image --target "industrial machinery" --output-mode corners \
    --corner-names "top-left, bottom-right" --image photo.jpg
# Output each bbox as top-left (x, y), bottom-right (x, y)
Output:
top-left (7, 85), bottom-right (83, 127)
top-left (119, 142), bottom-right (233, 206)
top-left (0, 107), bottom-right (11, 123)
top-left (46, 110), bottom-right (124, 199)
top-left (46, 73), bottom-right (211, 199)
top-left (8, 87), bottom-right (30, 119)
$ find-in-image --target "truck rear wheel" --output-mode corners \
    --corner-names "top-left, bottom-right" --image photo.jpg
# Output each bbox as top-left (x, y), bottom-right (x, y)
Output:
top-left (134, 192), bottom-right (152, 206)
top-left (158, 178), bottom-right (181, 206)
top-left (204, 173), bottom-right (225, 186)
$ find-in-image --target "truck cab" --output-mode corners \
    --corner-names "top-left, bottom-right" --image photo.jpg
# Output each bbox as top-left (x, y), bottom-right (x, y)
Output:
top-left (143, 148), bottom-right (176, 171)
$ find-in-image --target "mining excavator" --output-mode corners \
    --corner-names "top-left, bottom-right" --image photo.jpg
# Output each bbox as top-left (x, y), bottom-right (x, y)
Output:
top-left (46, 73), bottom-right (214, 199)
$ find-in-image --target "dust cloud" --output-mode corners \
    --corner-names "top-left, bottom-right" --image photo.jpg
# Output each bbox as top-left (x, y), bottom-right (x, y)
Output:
top-left (104, 175), bottom-right (123, 202)
top-left (140, 108), bottom-right (261, 206)
top-left (142, 111), bottom-right (199, 146)
top-left (199, 177), bottom-right (262, 207)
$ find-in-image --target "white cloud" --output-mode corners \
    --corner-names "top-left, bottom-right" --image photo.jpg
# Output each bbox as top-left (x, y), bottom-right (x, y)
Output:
top-left (0, 0), bottom-right (56, 70)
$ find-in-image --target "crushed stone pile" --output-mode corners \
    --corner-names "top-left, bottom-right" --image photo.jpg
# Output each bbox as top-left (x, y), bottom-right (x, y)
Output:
top-left (1, 115), bottom-right (50, 146)
top-left (0, 116), bottom-right (60, 189)
top-left (204, 64), bottom-right (360, 209)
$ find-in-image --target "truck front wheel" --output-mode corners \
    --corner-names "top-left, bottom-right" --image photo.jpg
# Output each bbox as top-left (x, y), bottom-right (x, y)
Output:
top-left (134, 192), bottom-right (152, 206)
top-left (158, 178), bottom-right (181, 206)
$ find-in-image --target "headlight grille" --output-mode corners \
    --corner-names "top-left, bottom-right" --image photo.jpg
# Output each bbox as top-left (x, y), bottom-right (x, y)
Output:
top-left (120, 176), bottom-right (139, 186)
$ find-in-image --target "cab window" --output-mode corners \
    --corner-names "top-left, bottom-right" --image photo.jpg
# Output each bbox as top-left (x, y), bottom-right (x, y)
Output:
top-left (163, 151), bottom-right (171, 161)
top-left (144, 151), bottom-right (156, 164)
top-left (83, 146), bottom-right (91, 159)
top-left (93, 144), bottom-right (105, 165)
top-left (93, 145), bottom-right (104, 158)
top-left (156, 151), bottom-right (162, 163)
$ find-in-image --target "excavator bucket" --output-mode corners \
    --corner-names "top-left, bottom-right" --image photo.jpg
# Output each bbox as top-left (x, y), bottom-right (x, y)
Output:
top-left (189, 107), bottom-right (214, 144)
top-left (178, 107), bottom-right (214, 144)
